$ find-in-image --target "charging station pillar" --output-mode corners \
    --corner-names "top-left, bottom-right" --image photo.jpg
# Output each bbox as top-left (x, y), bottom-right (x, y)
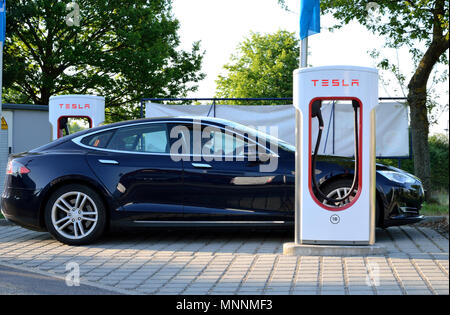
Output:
top-left (293, 66), bottom-right (379, 246)
top-left (49, 95), bottom-right (105, 140)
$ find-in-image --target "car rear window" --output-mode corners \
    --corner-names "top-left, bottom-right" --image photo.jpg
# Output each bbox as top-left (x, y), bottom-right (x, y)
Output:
top-left (81, 130), bottom-right (115, 148)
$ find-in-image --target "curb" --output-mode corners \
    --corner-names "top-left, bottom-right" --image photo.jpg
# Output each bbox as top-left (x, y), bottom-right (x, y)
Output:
top-left (0, 261), bottom-right (137, 295)
top-left (282, 242), bottom-right (387, 257)
top-left (417, 216), bottom-right (449, 225)
top-left (0, 219), bottom-right (14, 227)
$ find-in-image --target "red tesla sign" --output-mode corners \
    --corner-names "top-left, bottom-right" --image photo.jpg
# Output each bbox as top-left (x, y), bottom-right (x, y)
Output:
top-left (59, 104), bottom-right (91, 110)
top-left (311, 79), bottom-right (360, 87)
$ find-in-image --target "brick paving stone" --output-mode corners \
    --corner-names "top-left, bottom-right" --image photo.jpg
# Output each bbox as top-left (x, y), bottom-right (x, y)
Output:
top-left (320, 290), bottom-right (346, 295)
top-left (0, 226), bottom-right (447, 295)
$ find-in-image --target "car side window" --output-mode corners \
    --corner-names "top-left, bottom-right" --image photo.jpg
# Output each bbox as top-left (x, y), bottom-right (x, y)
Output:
top-left (202, 127), bottom-right (269, 158)
top-left (205, 129), bottom-right (247, 157)
top-left (81, 130), bottom-right (115, 148)
top-left (168, 123), bottom-right (263, 158)
top-left (106, 124), bottom-right (169, 153)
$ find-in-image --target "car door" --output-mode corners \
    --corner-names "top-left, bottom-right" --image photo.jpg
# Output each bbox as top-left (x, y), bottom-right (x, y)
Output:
top-left (83, 122), bottom-right (184, 221)
top-left (169, 121), bottom-right (292, 222)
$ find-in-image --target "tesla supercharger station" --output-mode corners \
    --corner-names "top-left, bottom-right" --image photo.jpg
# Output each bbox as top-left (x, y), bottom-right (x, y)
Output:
top-left (293, 65), bottom-right (378, 245)
top-left (49, 95), bottom-right (105, 140)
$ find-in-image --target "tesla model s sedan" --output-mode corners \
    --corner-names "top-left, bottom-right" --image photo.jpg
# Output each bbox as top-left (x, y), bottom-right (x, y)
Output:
top-left (1, 117), bottom-right (424, 245)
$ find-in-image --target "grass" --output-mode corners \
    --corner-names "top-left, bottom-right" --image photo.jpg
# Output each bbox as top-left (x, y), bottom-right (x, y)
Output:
top-left (422, 202), bottom-right (449, 216)
top-left (420, 189), bottom-right (449, 216)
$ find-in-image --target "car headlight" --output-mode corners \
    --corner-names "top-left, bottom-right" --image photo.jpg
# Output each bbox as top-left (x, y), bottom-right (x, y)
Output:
top-left (379, 170), bottom-right (417, 184)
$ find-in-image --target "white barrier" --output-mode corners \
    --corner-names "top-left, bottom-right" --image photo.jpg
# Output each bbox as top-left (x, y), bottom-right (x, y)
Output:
top-left (145, 101), bottom-right (409, 158)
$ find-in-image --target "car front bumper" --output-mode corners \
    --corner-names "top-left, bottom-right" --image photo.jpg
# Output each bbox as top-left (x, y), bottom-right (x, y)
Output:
top-left (380, 180), bottom-right (425, 227)
top-left (384, 214), bottom-right (425, 226)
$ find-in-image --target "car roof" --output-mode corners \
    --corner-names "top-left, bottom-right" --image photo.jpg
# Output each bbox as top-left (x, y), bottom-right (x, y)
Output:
top-left (47, 116), bottom-right (231, 142)
top-left (93, 116), bottom-right (232, 131)
top-left (31, 116), bottom-right (233, 152)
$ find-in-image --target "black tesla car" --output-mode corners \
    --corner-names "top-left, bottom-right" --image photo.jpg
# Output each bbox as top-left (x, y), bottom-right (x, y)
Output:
top-left (1, 117), bottom-right (424, 245)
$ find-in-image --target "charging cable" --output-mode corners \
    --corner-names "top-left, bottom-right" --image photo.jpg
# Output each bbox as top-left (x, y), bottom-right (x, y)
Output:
top-left (311, 100), bottom-right (360, 204)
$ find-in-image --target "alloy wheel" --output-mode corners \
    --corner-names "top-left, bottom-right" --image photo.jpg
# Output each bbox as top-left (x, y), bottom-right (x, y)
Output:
top-left (51, 191), bottom-right (98, 240)
top-left (322, 187), bottom-right (357, 208)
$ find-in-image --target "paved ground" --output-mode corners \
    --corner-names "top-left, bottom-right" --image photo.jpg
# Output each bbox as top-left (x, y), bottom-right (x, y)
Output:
top-left (0, 225), bottom-right (447, 295)
top-left (0, 265), bottom-right (120, 295)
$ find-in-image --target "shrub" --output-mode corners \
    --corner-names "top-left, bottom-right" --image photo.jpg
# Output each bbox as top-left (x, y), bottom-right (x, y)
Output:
top-left (377, 133), bottom-right (449, 193)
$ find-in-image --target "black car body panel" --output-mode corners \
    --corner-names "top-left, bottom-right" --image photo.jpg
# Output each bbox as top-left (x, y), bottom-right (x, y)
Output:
top-left (1, 117), bottom-right (424, 232)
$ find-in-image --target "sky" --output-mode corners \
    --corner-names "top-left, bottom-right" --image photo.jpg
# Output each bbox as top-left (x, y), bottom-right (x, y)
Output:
top-left (172, 0), bottom-right (449, 135)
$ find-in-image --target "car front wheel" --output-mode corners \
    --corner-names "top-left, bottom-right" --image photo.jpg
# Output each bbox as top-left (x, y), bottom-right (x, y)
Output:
top-left (45, 184), bottom-right (107, 245)
top-left (320, 178), bottom-right (381, 226)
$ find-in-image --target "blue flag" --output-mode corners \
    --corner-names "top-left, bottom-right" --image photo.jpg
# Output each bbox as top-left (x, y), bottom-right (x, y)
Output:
top-left (0, 0), bottom-right (5, 43)
top-left (300, 0), bottom-right (320, 40)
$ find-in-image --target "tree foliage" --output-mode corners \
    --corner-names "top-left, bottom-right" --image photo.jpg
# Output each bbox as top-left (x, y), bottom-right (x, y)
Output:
top-left (322, 1), bottom-right (448, 51)
top-left (215, 30), bottom-right (299, 104)
top-left (319, 0), bottom-right (449, 117)
top-left (3, 0), bottom-right (205, 121)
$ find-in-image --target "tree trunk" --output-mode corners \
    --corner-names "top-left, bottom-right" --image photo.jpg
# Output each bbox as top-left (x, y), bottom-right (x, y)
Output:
top-left (407, 86), bottom-right (432, 200)
top-left (408, 44), bottom-right (448, 200)
top-left (407, 41), bottom-right (449, 200)
top-left (39, 88), bottom-right (51, 106)
top-left (406, 0), bottom-right (449, 200)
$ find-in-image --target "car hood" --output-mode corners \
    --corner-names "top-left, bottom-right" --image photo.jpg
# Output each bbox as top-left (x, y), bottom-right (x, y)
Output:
top-left (317, 155), bottom-right (420, 182)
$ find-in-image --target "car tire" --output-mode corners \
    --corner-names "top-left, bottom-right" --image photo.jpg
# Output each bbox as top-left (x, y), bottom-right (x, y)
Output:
top-left (320, 178), bottom-right (380, 226)
top-left (376, 199), bottom-right (382, 228)
top-left (44, 184), bottom-right (107, 245)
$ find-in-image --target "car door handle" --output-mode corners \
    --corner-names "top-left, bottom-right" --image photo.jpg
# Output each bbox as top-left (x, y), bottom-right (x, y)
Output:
top-left (191, 163), bottom-right (212, 169)
top-left (98, 159), bottom-right (119, 165)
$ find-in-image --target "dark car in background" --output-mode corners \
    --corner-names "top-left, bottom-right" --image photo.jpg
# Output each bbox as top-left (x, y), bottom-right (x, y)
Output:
top-left (1, 117), bottom-right (424, 245)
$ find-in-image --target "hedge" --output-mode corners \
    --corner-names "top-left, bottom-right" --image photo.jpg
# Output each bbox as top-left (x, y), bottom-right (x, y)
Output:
top-left (377, 133), bottom-right (449, 192)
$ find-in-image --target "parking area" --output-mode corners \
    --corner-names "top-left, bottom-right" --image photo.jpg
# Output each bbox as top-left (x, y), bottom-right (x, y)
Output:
top-left (0, 224), bottom-right (448, 295)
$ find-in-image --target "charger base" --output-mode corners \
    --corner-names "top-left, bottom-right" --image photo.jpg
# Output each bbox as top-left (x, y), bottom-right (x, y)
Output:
top-left (283, 242), bottom-right (387, 257)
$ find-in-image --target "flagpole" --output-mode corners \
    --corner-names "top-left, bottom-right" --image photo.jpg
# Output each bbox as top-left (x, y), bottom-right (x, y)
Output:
top-left (300, 38), bottom-right (308, 68)
top-left (295, 38), bottom-right (308, 245)
top-left (0, 41), bottom-right (3, 111)
top-left (0, 0), bottom-right (5, 117)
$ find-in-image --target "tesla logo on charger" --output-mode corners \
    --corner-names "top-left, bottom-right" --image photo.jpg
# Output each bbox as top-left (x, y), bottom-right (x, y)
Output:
top-left (59, 103), bottom-right (91, 110)
top-left (311, 79), bottom-right (360, 87)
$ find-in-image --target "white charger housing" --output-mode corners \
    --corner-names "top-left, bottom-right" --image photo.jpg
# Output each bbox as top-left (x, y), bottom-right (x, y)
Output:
top-left (293, 66), bottom-right (378, 245)
top-left (49, 95), bottom-right (105, 140)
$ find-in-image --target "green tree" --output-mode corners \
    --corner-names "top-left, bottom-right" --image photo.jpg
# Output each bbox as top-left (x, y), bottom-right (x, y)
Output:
top-left (3, 0), bottom-right (205, 121)
top-left (215, 30), bottom-right (299, 104)
top-left (279, 0), bottom-right (449, 198)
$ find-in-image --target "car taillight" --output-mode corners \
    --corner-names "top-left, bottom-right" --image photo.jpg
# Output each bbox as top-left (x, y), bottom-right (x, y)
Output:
top-left (6, 160), bottom-right (30, 175)
top-left (6, 161), bottom-right (12, 174)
